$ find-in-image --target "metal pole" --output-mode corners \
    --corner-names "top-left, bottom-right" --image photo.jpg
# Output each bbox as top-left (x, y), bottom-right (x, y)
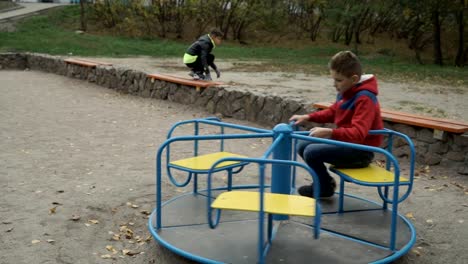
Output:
top-left (271, 123), bottom-right (292, 220)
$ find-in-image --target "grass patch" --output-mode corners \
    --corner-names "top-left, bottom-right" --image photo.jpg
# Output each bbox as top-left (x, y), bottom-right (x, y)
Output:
top-left (0, 5), bottom-right (467, 87)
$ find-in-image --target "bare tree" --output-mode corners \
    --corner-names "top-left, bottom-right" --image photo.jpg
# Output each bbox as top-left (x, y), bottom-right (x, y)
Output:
top-left (455, 0), bottom-right (467, 66)
top-left (79, 0), bottom-right (87, 31)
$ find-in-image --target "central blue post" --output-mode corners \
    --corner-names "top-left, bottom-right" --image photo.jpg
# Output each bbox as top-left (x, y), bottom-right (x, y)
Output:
top-left (271, 123), bottom-right (293, 220)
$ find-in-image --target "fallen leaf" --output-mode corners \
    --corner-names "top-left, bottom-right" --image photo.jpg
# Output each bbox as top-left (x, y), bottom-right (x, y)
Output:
top-left (131, 204), bottom-right (139, 209)
top-left (112, 234), bottom-right (121, 241)
top-left (49, 206), bottom-right (57, 215)
top-left (88, 219), bottom-right (99, 224)
top-left (405, 212), bottom-right (415, 220)
top-left (451, 182), bottom-right (465, 189)
top-left (70, 215), bottom-right (81, 221)
top-left (100, 254), bottom-right (112, 259)
top-left (411, 249), bottom-right (422, 256)
top-left (122, 249), bottom-right (140, 256)
top-left (140, 210), bottom-right (151, 216)
top-left (31, 240), bottom-right (41, 244)
top-left (46, 239), bottom-right (55, 244)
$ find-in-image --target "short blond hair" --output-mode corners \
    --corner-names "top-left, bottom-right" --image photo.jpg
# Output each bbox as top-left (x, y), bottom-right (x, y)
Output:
top-left (328, 51), bottom-right (362, 78)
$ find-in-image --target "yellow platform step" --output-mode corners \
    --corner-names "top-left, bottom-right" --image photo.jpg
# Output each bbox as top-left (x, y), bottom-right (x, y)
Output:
top-left (211, 191), bottom-right (316, 217)
top-left (332, 164), bottom-right (409, 183)
top-left (169, 152), bottom-right (247, 171)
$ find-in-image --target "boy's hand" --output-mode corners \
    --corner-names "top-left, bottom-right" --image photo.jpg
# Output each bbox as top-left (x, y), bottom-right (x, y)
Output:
top-left (289, 114), bottom-right (309, 125)
top-left (309, 127), bottom-right (332, 138)
top-left (214, 69), bottom-right (221, 78)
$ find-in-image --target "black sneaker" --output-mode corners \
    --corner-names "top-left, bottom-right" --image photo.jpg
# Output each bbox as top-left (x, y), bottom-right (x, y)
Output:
top-left (192, 72), bottom-right (204, 80)
top-left (298, 178), bottom-right (336, 198)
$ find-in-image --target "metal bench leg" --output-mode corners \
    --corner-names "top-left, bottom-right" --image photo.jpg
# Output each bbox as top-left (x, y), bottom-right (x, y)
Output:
top-left (383, 186), bottom-right (389, 210)
top-left (227, 169), bottom-right (233, 191)
top-left (193, 173), bottom-right (198, 194)
top-left (338, 178), bottom-right (345, 213)
top-left (267, 214), bottom-right (273, 243)
top-left (390, 186), bottom-right (400, 251)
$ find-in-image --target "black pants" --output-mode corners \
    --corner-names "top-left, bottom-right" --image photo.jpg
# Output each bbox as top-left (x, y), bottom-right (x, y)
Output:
top-left (186, 54), bottom-right (215, 74)
top-left (297, 141), bottom-right (374, 191)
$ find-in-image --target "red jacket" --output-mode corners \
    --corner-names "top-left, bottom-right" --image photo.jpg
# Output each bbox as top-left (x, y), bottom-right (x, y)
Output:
top-left (308, 75), bottom-right (384, 147)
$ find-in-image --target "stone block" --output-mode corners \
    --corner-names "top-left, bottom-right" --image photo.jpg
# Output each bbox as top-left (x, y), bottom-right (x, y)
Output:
top-left (417, 128), bottom-right (438, 143)
top-left (428, 141), bottom-right (449, 154)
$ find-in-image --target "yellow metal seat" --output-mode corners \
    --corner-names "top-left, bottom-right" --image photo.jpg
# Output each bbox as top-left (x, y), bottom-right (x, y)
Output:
top-left (170, 152), bottom-right (247, 171)
top-left (332, 164), bottom-right (409, 184)
top-left (211, 191), bottom-right (316, 217)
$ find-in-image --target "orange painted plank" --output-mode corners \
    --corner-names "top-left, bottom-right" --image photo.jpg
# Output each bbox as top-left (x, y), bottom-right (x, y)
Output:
top-left (312, 102), bottom-right (468, 133)
top-left (64, 58), bottom-right (98, 68)
top-left (147, 73), bottom-right (223, 88)
top-left (381, 109), bottom-right (468, 127)
top-left (71, 58), bottom-right (113, 66)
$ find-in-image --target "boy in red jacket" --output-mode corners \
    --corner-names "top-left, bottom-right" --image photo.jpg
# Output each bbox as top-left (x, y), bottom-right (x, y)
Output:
top-left (290, 51), bottom-right (384, 198)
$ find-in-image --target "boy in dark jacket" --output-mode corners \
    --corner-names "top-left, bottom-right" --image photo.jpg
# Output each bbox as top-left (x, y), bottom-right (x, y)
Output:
top-left (183, 29), bottom-right (223, 81)
top-left (289, 51), bottom-right (384, 198)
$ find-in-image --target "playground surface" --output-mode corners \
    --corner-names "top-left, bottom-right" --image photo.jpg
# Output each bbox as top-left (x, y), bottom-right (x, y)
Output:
top-left (0, 70), bottom-right (467, 264)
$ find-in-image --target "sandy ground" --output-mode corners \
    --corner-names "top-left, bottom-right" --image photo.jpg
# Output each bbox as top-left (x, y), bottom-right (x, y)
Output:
top-left (83, 57), bottom-right (468, 122)
top-left (1, 70), bottom-right (467, 264)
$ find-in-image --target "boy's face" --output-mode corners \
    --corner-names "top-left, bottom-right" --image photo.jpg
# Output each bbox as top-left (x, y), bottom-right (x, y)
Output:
top-left (213, 36), bottom-right (223, 46)
top-left (330, 70), bottom-right (359, 94)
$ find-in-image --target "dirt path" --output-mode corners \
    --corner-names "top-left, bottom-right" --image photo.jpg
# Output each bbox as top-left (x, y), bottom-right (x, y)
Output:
top-left (0, 70), bottom-right (467, 264)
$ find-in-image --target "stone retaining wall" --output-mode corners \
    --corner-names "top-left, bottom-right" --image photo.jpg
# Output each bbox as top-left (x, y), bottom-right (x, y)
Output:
top-left (1, 52), bottom-right (467, 175)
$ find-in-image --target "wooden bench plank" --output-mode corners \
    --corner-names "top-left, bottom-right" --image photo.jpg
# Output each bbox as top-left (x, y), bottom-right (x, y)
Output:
top-left (64, 58), bottom-right (113, 68)
top-left (70, 58), bottom-right (113, 66)
top-left (64, 58), bottom-right (99, 68)
top-left (313, 102), bottom-right (468, 133)
top-left (211, 191), bottom-right (316, 217)
top-left (147, 73), bottom-right (223, 90)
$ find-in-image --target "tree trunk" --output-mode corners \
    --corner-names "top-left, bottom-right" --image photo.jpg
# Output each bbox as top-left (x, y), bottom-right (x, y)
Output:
top-left (79, 0), bottom-right (87, 32)
top-left (310, 16), bottom-right (322, 41)
top-left (455, 0), bottom-right (465, 67)
top-left (354, 7), bottom-right (369, 45)
top-left (344, 23), bottom-right (353, 45)
top-left (431, 10), bottom-right (443, 65)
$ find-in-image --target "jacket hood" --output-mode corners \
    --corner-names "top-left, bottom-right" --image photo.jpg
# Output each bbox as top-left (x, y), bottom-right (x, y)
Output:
top-left (342, 74), bottom-right (378, 98)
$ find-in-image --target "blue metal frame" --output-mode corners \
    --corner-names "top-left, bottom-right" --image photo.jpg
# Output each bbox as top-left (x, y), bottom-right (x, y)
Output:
top-left (205, 156), bottom-right (322, 264)
top-left (150, 118), bottom-right (417, 263)
top-left (291, 129), bottom-right (416, 251)
top-left (164, 117), bottom-right (269, 192)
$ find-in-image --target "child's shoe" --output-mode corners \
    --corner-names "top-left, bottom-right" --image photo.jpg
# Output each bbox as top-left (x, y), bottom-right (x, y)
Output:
top-left (192, 72), bottom-right (205, 80)
top-left (298, 178), bottom-right (336, 199)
